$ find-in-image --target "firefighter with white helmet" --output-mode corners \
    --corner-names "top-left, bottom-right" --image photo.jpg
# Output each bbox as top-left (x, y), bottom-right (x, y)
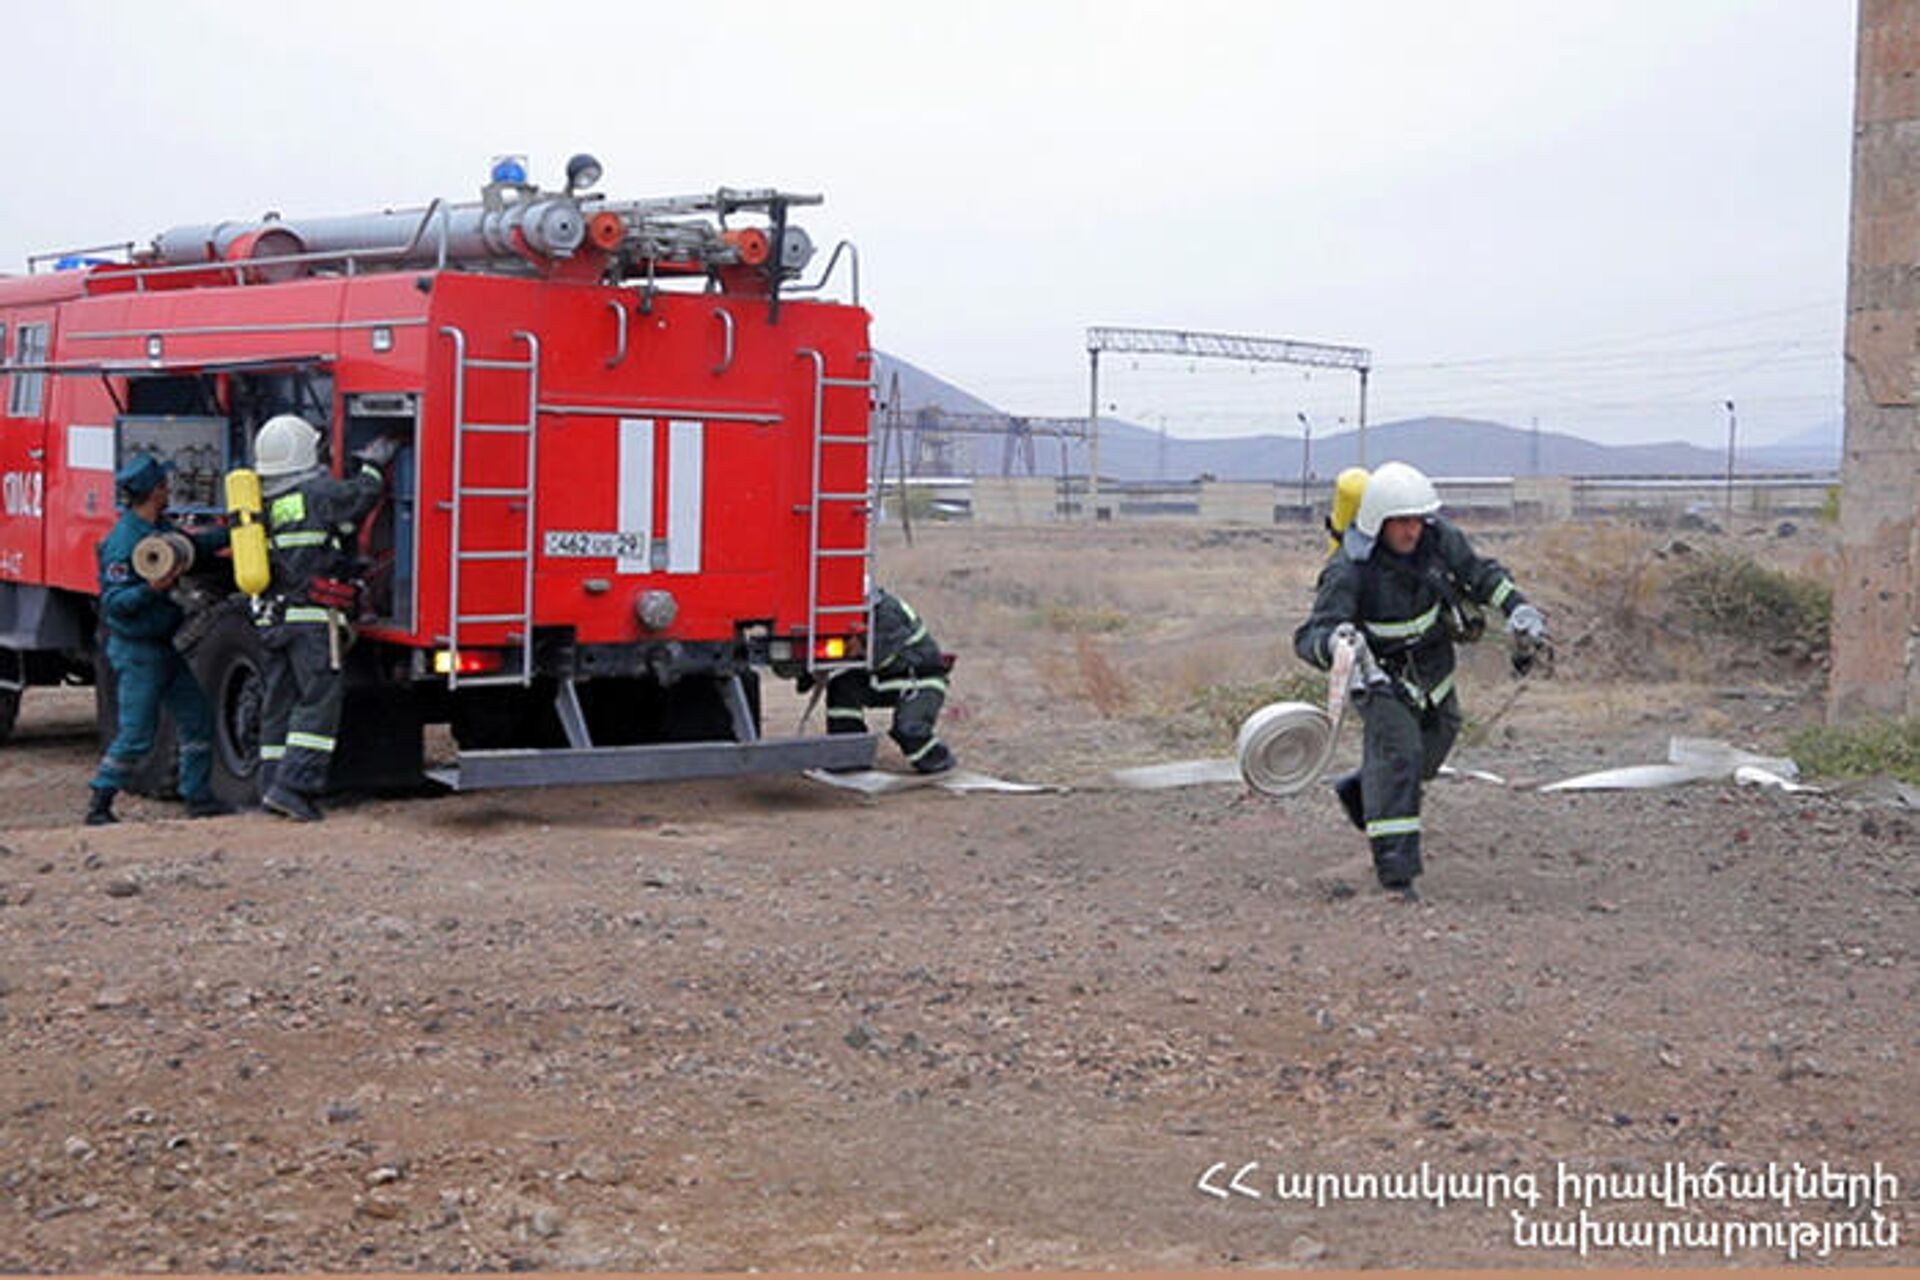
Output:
top-left (252, 413), bottom-right (396, 820)
top-left (1294, 461), bottom-right (1548, 898)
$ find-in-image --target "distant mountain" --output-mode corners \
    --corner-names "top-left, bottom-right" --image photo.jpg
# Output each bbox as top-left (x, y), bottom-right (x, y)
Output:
top-left (1746, 417), bottom-right (1841, 471)
top-left (871, 352), bottom-right (1000, 417)
top-left (872, 351), bottom-right (1838, 480)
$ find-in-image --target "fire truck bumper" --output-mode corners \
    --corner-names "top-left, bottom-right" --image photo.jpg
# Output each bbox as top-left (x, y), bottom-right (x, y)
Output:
top-left (425, 732), bottom-right (878, 792)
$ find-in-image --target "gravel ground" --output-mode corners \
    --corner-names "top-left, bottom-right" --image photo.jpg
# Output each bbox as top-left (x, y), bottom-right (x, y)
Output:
top-left (0, 523), bottom-right (1913, 1270)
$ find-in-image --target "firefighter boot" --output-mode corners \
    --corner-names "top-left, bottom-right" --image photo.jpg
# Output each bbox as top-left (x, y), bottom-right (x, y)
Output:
top-left (184, 793), bottom-right (235, 819)
top-left (1330, 771), bottom-right (1365, 832)
top-left (910, 739), bottom-right (956, 775)
top-left (1372, 833), bottom-right (1423, 896)
top-left (262, 783), bottom-right (322, 823)
top-left (85, 786), bottom-right (118, 827)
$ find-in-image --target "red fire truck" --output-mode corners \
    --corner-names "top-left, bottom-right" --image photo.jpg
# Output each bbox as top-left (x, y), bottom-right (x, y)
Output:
top-left (0, 154), bottom-right (878, 799)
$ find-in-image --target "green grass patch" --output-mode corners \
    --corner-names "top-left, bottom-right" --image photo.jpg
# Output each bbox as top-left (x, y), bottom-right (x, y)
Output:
top-left (1789, 718), bottom-right (1920, 784)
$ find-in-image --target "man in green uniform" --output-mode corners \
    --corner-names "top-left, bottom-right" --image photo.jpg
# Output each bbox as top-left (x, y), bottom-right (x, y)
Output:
top-left (85, 455), bottom-right (234, 825)
top-left (825, 587), bottom-right (956, 774)
top-left (251, 414), bottom-right (394, 821)
top-left (1294, 462), bottom-right (1547, 898)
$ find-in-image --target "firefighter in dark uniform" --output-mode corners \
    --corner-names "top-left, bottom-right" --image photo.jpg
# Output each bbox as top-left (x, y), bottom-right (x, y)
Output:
top-left (250, 414), bottom-right (394, 821)
top-left (825, 587), bottom-right (956, 774)
top-left (1294, 462), bottom-right (1548, 898)
top-left (85, 454), bottom-right (234, 825)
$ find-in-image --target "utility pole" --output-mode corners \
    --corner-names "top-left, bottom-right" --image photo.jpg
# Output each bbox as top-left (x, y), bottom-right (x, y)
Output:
top-left (1085, 348), bottom-right (1101, 520)
top-left (1723, 399), bottom-right (1737, 520)
top-left (1296, 411), bottom-right (1313, 512)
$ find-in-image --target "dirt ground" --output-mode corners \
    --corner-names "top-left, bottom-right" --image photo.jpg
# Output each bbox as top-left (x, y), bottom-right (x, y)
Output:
top-left (1, 519), bottom-right (1913, 1271)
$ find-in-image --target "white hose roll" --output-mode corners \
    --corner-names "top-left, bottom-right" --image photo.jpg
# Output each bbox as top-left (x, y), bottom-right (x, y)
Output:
top-left (1235, 700), bottom-right (1337, 797)
top-left (132, 530), bottom-right (196, 584)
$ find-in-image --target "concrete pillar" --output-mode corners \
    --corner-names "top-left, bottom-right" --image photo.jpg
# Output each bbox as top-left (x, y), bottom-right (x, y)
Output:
top-left (1833, 1), bottom-right (1920, 720)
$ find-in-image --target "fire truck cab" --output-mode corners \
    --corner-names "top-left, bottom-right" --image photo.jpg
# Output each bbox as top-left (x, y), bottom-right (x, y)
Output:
top-left (0, 156), bottom-right (878, 800)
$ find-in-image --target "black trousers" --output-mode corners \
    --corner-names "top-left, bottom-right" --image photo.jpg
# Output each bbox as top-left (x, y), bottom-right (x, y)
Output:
top-left (1356, 691), bottom-right (1460, 887)
top-left (825, 667), bottom-right (952, 772)
top-left (258, 622), bottom-right (342, 796)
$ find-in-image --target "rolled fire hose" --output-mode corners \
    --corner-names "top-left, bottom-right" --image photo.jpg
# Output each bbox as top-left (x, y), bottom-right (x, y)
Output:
top-left (1234, 701), bottom-right (1337, 796)
top-left (131, 530), bottom-right (196, 585)
top-left (1233, 633), bottom-right (1378, 797)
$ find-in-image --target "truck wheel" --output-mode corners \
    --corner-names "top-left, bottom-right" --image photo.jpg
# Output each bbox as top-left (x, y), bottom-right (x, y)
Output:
top-left (0, 686), bottom-right (18, 746)
top-left (186, 605), bottom-right (267, 805)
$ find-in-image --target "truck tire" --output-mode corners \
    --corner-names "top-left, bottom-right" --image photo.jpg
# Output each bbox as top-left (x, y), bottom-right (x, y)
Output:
top-left (94, 604), bottom-right (265, 803)
top-left (0, 686), bottom-right (18, 746)
top-left (186, 603), bottom-right (268, 806)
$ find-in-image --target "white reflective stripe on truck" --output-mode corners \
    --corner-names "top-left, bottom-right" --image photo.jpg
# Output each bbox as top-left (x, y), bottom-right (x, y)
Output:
top-left (666, 419), bottom-right (703, 574)
top-left (616, 416), bottom-right (654, 575)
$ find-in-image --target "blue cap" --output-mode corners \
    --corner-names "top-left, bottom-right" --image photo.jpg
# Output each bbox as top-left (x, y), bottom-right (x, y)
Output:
top-left (115, 454), bottom-right (171, 499)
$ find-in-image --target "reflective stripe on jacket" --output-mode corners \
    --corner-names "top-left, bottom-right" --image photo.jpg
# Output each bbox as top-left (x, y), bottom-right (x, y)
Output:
top-left (1293, 516), bottom-right (1527, 708)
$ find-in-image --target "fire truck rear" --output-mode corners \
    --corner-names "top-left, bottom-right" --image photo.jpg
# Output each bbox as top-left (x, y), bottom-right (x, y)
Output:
top-left (0, 154), bottom-right (878, 800)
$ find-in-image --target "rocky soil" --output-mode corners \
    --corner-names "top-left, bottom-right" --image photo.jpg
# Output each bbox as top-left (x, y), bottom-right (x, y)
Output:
top-left (0, 522), bottom-right (1913, 1270)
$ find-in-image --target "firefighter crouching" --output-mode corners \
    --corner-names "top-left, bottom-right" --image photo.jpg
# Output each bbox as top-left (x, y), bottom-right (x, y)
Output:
top-left (1293, 462), bottom-right (1548, 898)
top-left (85, 456), bottom-right (235, 825)
top-left (819, 588), bottom-right (957, 774)
top-left (251, 414), bottom-right (396, 821)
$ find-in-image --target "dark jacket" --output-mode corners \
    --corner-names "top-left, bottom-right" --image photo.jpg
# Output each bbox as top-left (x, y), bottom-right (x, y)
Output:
top-left (96, 511), bottom-right (228, 643)
top-left (870, 589), bottom-right (942, 677)
top-left (263, 463), bottom-right (384, 602)
top-left (1294, 516), bottom-right (1527, 708)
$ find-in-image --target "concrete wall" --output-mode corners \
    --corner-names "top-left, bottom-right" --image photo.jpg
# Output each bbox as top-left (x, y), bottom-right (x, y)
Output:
top-left (953, 475), bottom-right (1832, 526)
top-left (1197, 481), bottom-right (1277, 525)
top-left (970, 476), bottom-right (1062, 526)
top-left (1833, 0), bottom-right (1920, 720)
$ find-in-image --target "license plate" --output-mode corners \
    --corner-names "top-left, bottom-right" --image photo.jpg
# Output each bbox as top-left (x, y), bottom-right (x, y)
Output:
top-left (543, 530), bottom-right (645, 559)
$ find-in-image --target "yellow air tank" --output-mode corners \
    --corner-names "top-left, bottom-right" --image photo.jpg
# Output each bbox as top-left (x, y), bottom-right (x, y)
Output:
top-left (1326, 467), bottom-right (1370, 554)
top-left (224, 468), bottom-right (271, 597)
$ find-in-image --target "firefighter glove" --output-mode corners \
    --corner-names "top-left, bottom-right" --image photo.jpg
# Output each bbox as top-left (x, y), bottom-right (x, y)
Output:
top-left (354, 436), bottom-right (401, 468)
top-left (1328, 621), bottom-right (1365, 663)
top-left (1506, 603), bottom-right (1547, 641)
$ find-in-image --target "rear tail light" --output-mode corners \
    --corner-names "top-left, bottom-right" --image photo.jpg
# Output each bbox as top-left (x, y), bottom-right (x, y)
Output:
top-left (814, 636), bottom-right (850, 661)
top-left (433, 649), bottom-right (504, 676)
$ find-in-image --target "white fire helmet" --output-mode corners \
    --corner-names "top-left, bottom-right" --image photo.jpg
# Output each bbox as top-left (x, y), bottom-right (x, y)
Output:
top-left (254, 414), bottom-right (321, 478)
top-left (1352, 461), bottom-right (1441, 538)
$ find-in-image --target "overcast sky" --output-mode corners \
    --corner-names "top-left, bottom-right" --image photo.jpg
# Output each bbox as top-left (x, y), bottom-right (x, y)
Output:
top-left (2, 1), bottom-right (1855, 449)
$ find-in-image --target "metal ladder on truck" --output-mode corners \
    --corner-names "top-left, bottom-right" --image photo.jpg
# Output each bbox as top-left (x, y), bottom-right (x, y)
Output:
top-left (798, 349), bottom-right (877, 680)
top-left (438, 326), bottom-right (540, 691)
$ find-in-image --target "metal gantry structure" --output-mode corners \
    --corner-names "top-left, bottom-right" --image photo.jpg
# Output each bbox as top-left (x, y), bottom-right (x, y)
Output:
top-left (1085, 326), bottom-right (1372, 516)
top-left (906, 409), bottom-right (1091, 478)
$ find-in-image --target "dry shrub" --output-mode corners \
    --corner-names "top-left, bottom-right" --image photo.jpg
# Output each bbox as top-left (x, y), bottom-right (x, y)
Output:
top-left (1181, 670), bottom-right (1326, 738)
top-left (1669, 549), bottom-right (1831, 656)
top-left (1075, 635), bottom-right (1132, 716)
top-left (1032, 604), bottom-right (1129, 634)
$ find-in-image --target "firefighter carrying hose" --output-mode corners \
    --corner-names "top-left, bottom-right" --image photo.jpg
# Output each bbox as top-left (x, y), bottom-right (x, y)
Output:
top-left (251, 414), bottom-right (395, 821)
top-left (84, 455), bottom-right (236, 825)
top-left (815, 587), bottom-right (957, 774)
top-left (1293, 462), bottom-right (1548, 899)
